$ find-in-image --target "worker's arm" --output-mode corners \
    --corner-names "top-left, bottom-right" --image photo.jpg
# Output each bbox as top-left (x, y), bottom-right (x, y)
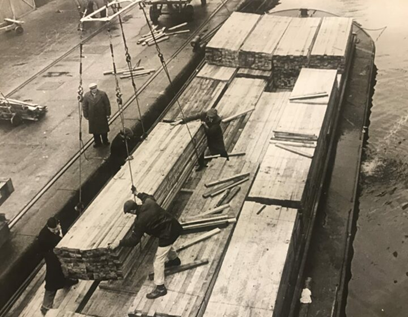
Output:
top-left (136, 192), bottom-right (156, 203)
top-left (180, 112), bottom-right (205, 124)
top-left (119, 222), bottom-right (144, 247)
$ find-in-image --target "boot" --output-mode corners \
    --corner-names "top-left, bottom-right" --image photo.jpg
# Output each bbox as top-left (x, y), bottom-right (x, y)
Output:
top-left (165, 257), bottom-right (181, 268)
top-left (146, 285), bottom-right (167, 299)
top-left (195, 163), bottom-right (208, 172)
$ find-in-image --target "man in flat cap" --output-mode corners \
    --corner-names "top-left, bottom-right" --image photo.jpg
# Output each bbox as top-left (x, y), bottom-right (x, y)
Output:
top-left (176, 108), bottom-right (229, 171)
top-left (82, 83), bottom-right (111, 148)
top-left (109, 189), bottom-right (182, 299)
top-left (38, 217), bottom-right (78, 315)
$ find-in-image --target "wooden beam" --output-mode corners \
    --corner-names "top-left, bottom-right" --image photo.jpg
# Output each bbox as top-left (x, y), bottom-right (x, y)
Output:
top-left (289, 92), bottom-right (328, 101)
top-left (205, 172), bottom-right (250, 187)
top-left (256, 205), bottom-right (266, 215)
top-left (175, 228), bottom-right (221, 252)
top-left (166, 30), bottom-right (190, 35)
top-left (204, 152), bottom-right (246, 159)
top-left (203, 180), bottom-right (236, 198)
top-left (222, 107), bottom-right (255, 123)
top-left (181, 218), bottom-right (236, 231)
top-left (270, 140), bottom-right (316, 148)
top-left (180, 215), bottom-right (231, 226)
top-left (223, 186), bottom-right (241, 204)
top-left (180, 188), bottom-right (194, 194)
top-left (148, 259), bottom-right (209, 280)
top-left (275, 144), bottom-right (313, 159)
top-left (168, 22), bottom-right (188, 31)
top-left (103, 67), bottom-right (144, 75)
top-left (183, 204), bottom-right (230, 220)
top-left (209, 177), bottom-right (249, 198)
top-left (214, 189), bottom-right (230, 207)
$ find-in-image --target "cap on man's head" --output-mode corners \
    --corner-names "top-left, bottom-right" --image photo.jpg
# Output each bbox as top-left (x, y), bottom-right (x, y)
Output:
top-left (123, 200), bottom-right (138, 214)
top-left (120, 128), bottom-right (134, 138)
top-left (89, 83), bottom-right (98, 89)
top-left (207, 108), bottom-right (217, 118)
top-left (47, 217), bottom-right (59, 229)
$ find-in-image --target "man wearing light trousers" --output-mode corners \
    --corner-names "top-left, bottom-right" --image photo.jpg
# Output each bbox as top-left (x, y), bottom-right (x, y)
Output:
top-left (110, 189), bottom-right (182, 299)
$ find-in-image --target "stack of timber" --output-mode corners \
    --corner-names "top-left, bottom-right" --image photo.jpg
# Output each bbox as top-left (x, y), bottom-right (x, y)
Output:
top-left (54, 122), bottom-right (207, 280)
top-left (238, 15), bottom-right (291, 70)
top-left (250, 68), bottom-right (338, 210)
top-left (203, 202), bottom-right (298, 317)
top-left (272, 17), bottom-right (321, 88)
top-left (309, 17), bottom-right (353, 73)
top-left (205, 12), bottom-right (260, 67)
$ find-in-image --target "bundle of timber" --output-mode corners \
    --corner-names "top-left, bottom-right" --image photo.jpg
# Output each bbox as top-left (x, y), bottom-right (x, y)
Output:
top-left (249, 68), bottom-right (339, 211)
top-left (205, 12), bottom-right (260, 67)
top-left (239, 15), bottom-right (291, 70)
top-left (272, 17), bottom-right (321, 88)
top-left (55, 122), bottom-right (207, 280)
top-left (309, 17), bottom-right (353, 73)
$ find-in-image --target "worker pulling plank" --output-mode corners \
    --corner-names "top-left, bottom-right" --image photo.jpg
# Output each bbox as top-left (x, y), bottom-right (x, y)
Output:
top-left (173, 108), bottom-right (229, 171)
top-left (109, 187), bottom-right (182, 299)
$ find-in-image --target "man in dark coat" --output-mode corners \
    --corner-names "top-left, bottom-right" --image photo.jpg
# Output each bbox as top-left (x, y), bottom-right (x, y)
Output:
top-left (179, 108), bottom-right (229, 171)
top-left (82, 83), bottom-right (111, 148)
top-left (109, 189), bottom-right (183, 299)
top-left (38, 217), bottom-right (78, 315)
top-left (109, 127), bottom-right (135, 167)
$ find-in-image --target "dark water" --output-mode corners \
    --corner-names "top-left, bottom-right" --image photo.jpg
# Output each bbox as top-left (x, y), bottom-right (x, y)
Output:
top-left (270, 0), bottom-right (408, 316)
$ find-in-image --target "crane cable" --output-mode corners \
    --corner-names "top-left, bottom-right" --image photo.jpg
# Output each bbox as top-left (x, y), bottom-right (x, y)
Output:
top-left (117, 12), bottom-right (147, 140)
top-left (75, 18), bottom-right (86, 215)
top-left (105, 2), bottom-right (139, 204)
top-left (138, 2), bottom-right (201, 163)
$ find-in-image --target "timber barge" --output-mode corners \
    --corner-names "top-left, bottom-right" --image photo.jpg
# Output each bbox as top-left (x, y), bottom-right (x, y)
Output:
top-left (5, 8), bottom-right (375, 317)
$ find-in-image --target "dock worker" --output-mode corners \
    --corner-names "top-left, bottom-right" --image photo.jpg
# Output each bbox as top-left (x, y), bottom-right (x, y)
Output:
top-left (82, 83), bottom-right (111, 148)
top-left (109, 127), bottom-right (135, 167)
top-left (176, 108), bottom-right (229, 171)
top-left (109, 187), bottom-right (182, 299)
top-left (38, 217), bottom-right (78, 315)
